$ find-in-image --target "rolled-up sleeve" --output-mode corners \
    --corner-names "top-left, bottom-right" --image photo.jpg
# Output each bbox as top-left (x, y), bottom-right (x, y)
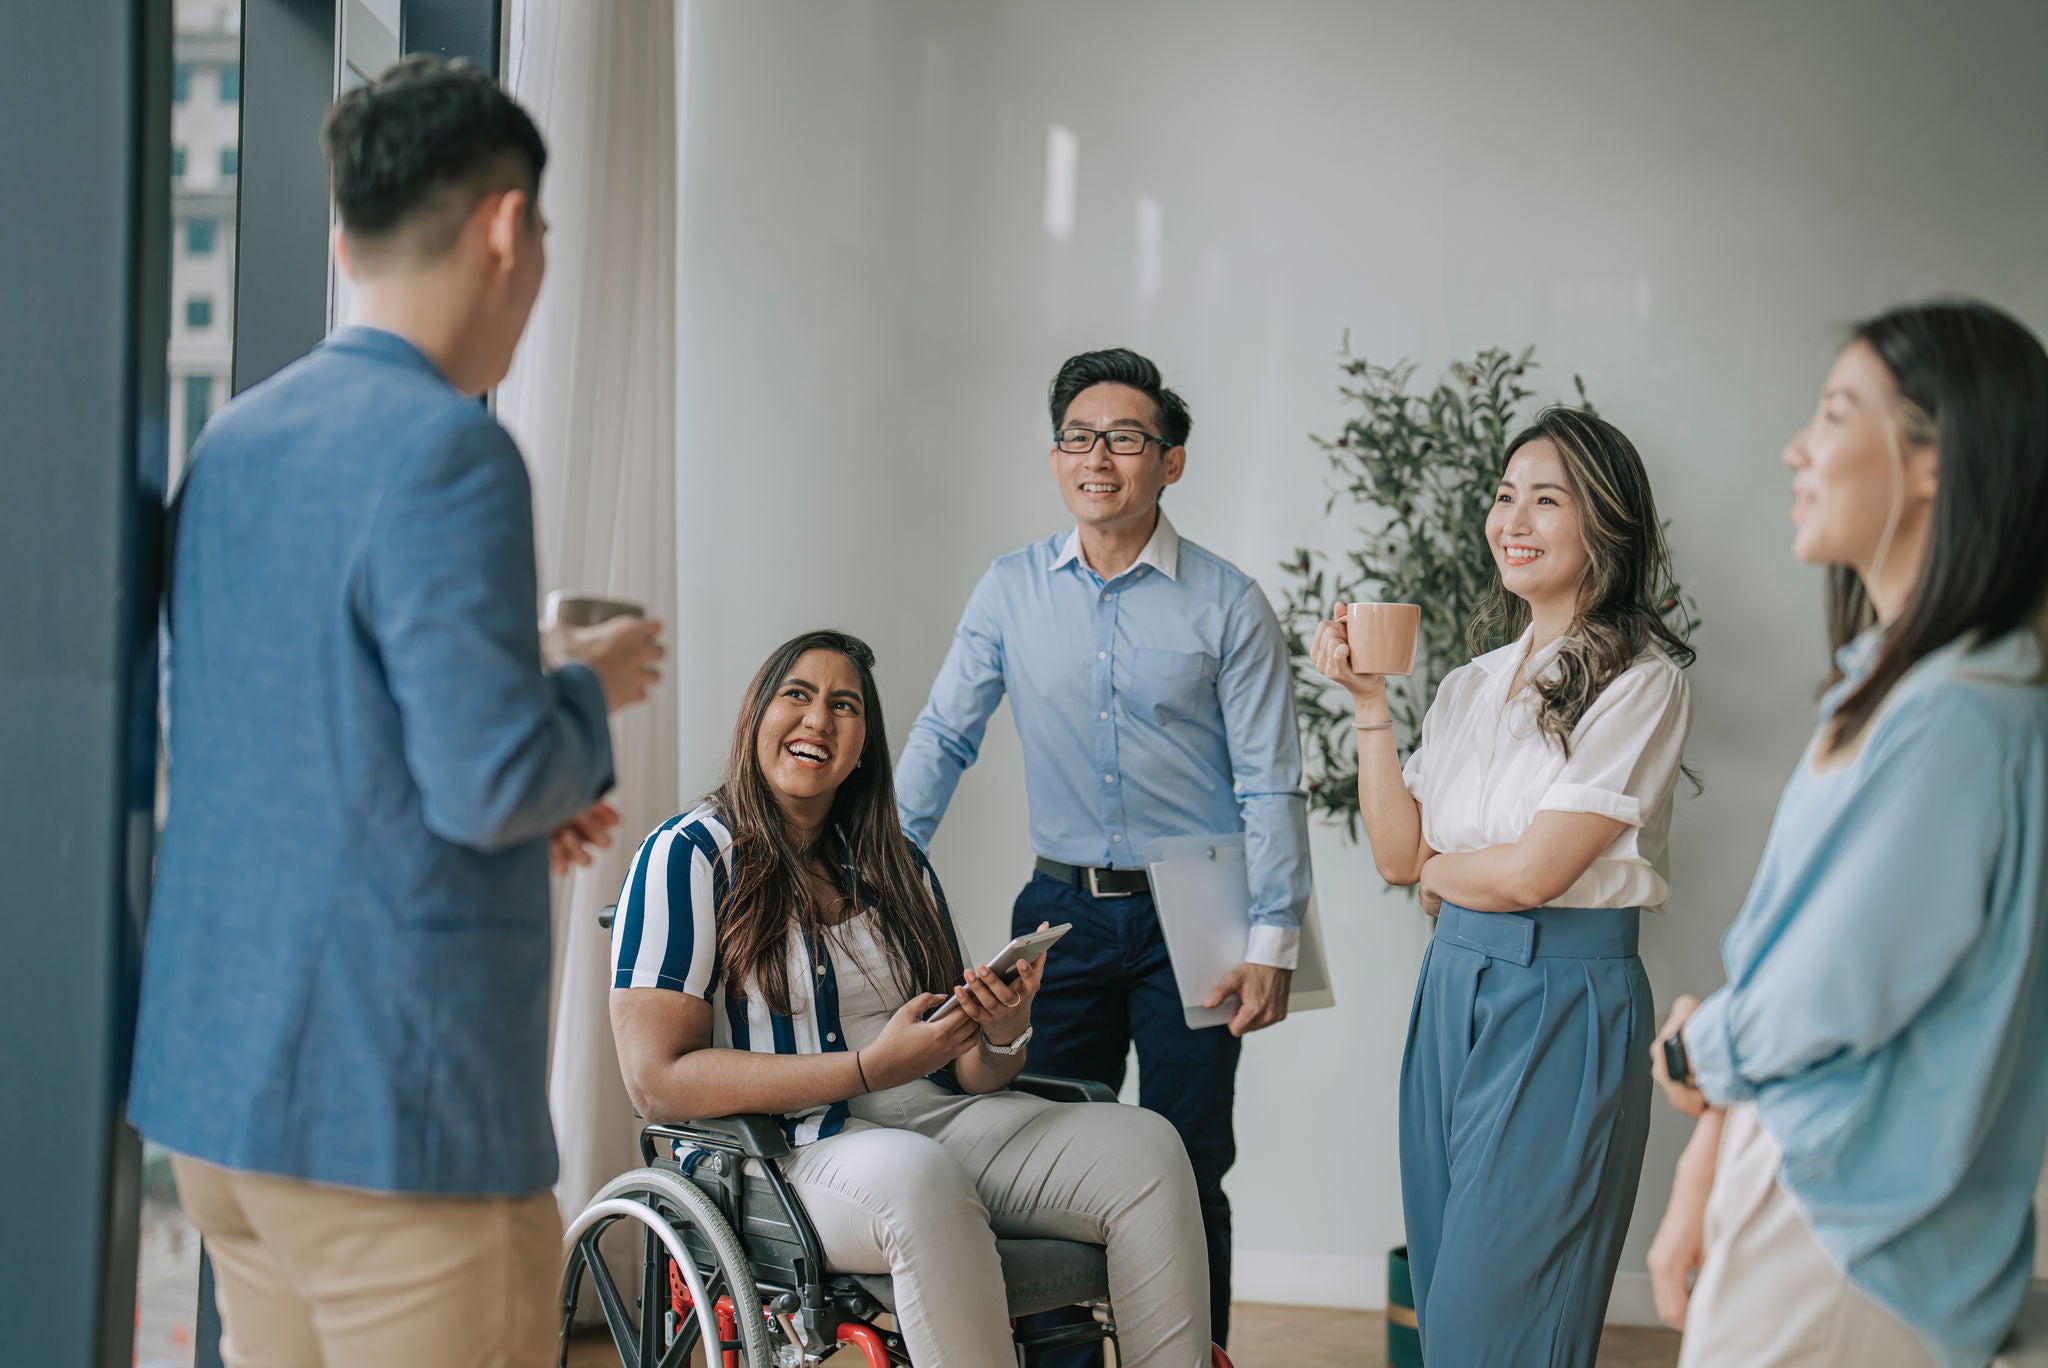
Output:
top-left (1684, 696), bottom-right (2005, 1107)
top-left (612, 822), bottom-right (721, 998)
top-left (1537, 658), bottom-right (1692, 827)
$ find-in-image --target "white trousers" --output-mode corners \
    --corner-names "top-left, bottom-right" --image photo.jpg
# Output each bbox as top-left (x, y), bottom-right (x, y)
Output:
top-left (774, 1080), bottom-right (1212, 1368)
top-left (1678, 1103), bottom-right (1935, 1368)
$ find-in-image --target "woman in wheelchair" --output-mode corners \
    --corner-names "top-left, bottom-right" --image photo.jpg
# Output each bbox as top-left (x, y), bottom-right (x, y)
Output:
top-left (607, 629), bottom-right (1214, 1367)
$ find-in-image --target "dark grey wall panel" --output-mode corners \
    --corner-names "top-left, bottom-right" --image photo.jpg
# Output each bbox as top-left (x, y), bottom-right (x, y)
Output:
top-left (0, 0), bottom-right (169, 1362)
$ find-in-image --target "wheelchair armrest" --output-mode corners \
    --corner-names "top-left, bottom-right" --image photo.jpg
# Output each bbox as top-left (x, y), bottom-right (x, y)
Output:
top-left (1011, 1073), bottom-right (1117, 1105)
top-left (650, 1113), bottom-right (792, 1160)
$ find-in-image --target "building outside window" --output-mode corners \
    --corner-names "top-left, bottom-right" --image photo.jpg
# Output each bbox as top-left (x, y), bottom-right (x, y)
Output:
top-left (220, 147), bottom-right (239, 178)
top-left (172, 146), bottom-right (186, 179)
top-left (187, 219), bottom-right (216, 255)
top-left (183, 375), bottom-right (213, 454)
top-left (219, 64), bottom-right (240, 102)
top-left (186, 297), bottom-right (214, 330)
top-left (172, 63), bottom-right (191, 103)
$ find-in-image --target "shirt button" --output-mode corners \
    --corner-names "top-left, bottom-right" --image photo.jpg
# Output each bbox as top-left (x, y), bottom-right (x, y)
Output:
top-left (1097, 651), bottom-right (1107, 660)
top-left (826, 1032), bottom-right (838, 1043)
top-left (1112, 834), bottom-right (1123, 843)
top-left (816, 964), bottom-right (826, 976)
top-left (1103, 774), bottom-right (1115, 784)
top-left (1102, 593), bottom-right (1111, 602)
top-left (1099, 711), bottom-right (1109, 720)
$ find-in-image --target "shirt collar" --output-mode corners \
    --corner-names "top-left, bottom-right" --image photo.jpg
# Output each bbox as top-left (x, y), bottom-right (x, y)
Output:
top-left (1474, 625), bottom-right (1565, 680)
top-left (1050, 509), bottom-right (1181, 582)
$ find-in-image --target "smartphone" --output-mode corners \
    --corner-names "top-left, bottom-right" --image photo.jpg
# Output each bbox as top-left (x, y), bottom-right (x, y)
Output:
top-left (923, 923), bottom-right (1072, 1022)
top-left (1662, 1033), bottom-right (1692, 1086)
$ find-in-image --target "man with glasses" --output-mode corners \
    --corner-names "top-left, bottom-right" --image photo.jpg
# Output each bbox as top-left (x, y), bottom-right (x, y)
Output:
top-left (896, 347), bottom-right (1312, 1359)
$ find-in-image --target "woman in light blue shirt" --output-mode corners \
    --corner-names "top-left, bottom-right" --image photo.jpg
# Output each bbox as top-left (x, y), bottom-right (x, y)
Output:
top-left (1649, 300), bottom-right (2048, 1368)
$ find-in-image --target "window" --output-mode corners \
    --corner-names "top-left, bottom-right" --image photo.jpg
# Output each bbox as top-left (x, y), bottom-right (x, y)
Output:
top-left (219, 66), bottom-right (240, 103)
top-left (184, 375), bottom-right (212, 452)
top-left (186, 219), bottom-right (216, 256)
top-left (172, 64), bottom-right (191, 103)
top-left (172, 147), bottom-right (186, 179)
top-left (219, 147), bottom-right (239, 178)
top-left (186, 297), bottom-right (213, 330)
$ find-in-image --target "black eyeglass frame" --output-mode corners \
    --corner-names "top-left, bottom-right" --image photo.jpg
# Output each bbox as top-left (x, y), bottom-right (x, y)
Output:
top-left (1052, 426), bottom-right (1175, 455)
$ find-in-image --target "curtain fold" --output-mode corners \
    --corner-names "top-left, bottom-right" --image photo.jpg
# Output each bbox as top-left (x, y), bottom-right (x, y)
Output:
top-left (499, 0), bottom-right (679, 1241)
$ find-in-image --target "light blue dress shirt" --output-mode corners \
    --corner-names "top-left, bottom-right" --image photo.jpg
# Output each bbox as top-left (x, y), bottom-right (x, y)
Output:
top-left (129, 327), bottom-right (614, 1196)
top-left (1684, 626), bottom-right (2048, 1368)
top-left (895, 512), bottom-right (1312, 966)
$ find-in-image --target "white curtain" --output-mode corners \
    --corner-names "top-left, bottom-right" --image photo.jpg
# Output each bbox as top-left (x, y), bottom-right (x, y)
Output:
top-left (499, 0), bottom-right (679, 1236)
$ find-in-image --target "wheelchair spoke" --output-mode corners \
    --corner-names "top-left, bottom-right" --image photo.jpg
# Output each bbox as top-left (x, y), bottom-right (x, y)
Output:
top-left (639, 1223), bottom-right (666, 1365)
top-left (580, 1225), bottom-right (644, 1368)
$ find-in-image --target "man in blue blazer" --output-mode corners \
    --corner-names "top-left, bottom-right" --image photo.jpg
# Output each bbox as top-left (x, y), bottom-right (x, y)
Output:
top-left (128, 56), bottom-right (662, 1365)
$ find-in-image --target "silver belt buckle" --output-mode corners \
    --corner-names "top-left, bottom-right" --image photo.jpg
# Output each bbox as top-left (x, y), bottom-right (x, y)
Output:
top-left (1086, 866), bottom-right (1135, 899)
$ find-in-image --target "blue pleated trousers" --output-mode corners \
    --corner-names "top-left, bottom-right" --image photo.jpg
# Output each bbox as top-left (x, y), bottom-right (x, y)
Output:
top-left (1399, 902), bottom-right (1654, 1368)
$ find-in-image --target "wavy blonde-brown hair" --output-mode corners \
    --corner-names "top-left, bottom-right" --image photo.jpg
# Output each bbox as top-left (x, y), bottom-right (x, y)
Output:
top-left (1469, 407), bottom-right (1694, 754)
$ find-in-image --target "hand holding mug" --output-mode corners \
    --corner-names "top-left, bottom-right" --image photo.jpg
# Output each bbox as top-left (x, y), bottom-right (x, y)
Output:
top-left (1310, 599), bottom-right (1386, 700)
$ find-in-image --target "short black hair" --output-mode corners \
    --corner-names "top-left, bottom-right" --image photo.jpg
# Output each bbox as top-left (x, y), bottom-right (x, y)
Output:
top-left (319, 55), bottom-right (546, 258)
top-left (1048, 348), bottom-right (1192, 448)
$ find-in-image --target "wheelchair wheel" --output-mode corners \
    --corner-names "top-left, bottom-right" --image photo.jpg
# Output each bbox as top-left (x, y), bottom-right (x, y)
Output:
top-left (560, 1166), bottom-right (778, 1368)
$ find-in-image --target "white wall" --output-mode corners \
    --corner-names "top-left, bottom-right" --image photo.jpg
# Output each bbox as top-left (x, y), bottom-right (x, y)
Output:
top-left (671, 0), bottom-right (2048, 1316)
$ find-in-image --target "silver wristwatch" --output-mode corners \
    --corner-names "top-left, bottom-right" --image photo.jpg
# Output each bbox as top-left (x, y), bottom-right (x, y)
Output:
top-left (980, 1025), bottom-right (1033, 1056)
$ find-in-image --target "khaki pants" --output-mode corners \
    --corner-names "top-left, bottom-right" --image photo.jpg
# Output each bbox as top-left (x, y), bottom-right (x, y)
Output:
top-left (774, 1081), bottom-right (1211, 1368)
top-left (1678, 1104), bottom-right (1934, 1368)
top-left (171, 1155), bottom-right (560, 1368)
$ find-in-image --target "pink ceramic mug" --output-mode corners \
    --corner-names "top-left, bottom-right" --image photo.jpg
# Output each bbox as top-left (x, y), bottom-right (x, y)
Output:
top-left (1345, 602), bottom-right (1421, 677)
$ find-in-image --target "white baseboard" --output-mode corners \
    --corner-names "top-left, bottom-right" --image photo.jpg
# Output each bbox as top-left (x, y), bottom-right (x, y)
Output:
top-left (1231, 1252), bottom-right (1667, 1329)
top-left (1231, 1250), bottom-right (1382, 1310)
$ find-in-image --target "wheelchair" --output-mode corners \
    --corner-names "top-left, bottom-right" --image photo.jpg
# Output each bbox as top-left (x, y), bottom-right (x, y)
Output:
top-left (559, 1081), bottom-right (1233, 1368)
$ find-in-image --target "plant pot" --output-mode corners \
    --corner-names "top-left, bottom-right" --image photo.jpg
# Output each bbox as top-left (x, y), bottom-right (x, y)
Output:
top-left (1388, 1245), bottom-right (1423, 1367)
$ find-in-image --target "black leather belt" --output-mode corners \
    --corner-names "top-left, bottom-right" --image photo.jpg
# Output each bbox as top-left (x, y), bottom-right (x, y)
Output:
top-left (1035, 856), bottom-right (1149, 899)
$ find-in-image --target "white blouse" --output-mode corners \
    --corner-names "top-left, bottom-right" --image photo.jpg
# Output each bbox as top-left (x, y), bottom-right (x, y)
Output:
top-left (1401, 627), bottom-right (1693, 913)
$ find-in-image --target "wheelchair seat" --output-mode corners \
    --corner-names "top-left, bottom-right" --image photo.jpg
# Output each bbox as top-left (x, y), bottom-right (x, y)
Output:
top-left (843, 1237), bottom-right (1109, 1320)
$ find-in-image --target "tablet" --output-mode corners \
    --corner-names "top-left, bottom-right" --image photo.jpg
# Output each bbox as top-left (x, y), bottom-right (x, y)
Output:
top-left (922, 923), bottom-right (1072, 1022)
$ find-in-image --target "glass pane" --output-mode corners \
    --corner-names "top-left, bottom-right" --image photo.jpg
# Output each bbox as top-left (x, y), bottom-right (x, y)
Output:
top-left (167, 0), bottom-right (239, 490)
top-left (144, 4), bottom-right (241, 1363)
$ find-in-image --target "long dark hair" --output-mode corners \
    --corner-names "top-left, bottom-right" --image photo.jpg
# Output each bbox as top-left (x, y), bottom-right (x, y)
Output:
top-left (1824, 300), bottom-right (2048, 751)
top-left (710, 630), bottom-right (961, 1018)
top-left (1470, 407), bottom-right (1695, 753)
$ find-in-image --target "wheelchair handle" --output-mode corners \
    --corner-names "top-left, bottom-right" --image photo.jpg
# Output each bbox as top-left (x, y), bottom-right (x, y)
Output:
top-left (598, 903), bottom-right (616, 931)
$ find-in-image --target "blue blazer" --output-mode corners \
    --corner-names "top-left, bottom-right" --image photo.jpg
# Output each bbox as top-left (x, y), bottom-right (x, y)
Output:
top-left (129, 327), bottom-right (614, 1196)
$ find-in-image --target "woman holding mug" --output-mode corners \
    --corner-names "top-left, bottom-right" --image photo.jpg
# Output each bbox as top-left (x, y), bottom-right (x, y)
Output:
top-left (608, 629), bottom-right (1215, 1368)
top-left (1647, 300), bottom-right (2048, 1368)
top-left (1311, 407), bottom-right (1695, 1366)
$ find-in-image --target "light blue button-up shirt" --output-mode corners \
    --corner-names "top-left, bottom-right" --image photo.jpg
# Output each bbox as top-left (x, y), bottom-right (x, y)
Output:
top-left (1684, 626), bottom-right (2048, 1368)
top-left (896, 512), bottom-right (1312, 966)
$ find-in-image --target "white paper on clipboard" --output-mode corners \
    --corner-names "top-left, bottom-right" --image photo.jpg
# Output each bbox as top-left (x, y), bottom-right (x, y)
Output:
top-left (1143, 833), bottom-right (1333, 1030)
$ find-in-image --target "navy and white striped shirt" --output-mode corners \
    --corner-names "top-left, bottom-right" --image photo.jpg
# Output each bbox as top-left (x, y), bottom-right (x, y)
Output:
top-left (610, 801), bottom-right (959, 1145)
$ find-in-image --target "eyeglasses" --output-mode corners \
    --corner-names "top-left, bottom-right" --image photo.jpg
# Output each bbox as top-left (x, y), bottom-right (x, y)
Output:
top-left (1054, 427), bottom-right (1170, 455)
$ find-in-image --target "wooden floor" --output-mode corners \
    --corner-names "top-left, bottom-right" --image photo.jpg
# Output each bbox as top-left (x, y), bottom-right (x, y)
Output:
top-left (566, 1303), bottom-right (1681, 1366)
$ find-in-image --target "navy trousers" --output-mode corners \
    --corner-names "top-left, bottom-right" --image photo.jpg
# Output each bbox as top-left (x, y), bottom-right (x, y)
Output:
top-left (1400, 902), bottom-right (1654, 1368)
top-left (1012, 872), bottom-right (1239, 1363)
